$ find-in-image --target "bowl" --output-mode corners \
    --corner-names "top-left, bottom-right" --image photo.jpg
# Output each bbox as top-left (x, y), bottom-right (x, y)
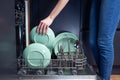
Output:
top-left (23, 43), bottom-right (51, 69)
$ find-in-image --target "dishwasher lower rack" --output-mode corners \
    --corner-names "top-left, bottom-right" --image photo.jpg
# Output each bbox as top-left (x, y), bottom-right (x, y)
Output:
top-left (16, 62), bottom-right (100, 80)
top-left (17, 53), bottom-right (87, 75)
top-left (17, 54), bottom-right (101, 80)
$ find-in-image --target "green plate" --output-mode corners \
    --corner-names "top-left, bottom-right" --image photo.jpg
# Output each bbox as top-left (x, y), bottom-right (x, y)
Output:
top-left (23, 43), bottom-right (51, 69)
top-left (53, 32), bottom-right (78, 56)
top-left (30, 26), bottom-right (55, 49)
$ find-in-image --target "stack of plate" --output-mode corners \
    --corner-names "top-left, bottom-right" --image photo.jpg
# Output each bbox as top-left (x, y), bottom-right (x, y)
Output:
top-left (23, 26), bottom-right (55, 69)
top-left (53, 32), bottom-right (78, 59)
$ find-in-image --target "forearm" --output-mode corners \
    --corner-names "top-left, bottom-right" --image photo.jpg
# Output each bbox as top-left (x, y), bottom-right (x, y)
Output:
top-left (48, 0), bottom-right (69, 20)
top-left (37, 0), bottom-right (69, 34)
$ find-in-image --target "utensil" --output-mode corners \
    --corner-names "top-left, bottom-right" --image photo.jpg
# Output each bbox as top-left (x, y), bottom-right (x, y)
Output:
top-left (53, 32), bottom-right (78, 55)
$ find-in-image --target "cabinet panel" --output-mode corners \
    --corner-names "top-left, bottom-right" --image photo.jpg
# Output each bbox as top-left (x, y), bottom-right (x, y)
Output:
top-left (0, 0), bottom-right (17, 74)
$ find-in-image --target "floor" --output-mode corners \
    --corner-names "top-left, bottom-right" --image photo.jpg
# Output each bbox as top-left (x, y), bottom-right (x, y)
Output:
top-left (111, 75), bottom-right (120, 80)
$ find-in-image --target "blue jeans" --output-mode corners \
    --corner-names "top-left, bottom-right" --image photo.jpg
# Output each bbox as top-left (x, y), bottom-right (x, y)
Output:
top-left (89, 0), bottom-right (120, 80)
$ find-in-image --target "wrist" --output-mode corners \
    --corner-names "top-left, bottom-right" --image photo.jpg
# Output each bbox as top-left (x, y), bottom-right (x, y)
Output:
top-left (48, 15), bottom-right (55, 21)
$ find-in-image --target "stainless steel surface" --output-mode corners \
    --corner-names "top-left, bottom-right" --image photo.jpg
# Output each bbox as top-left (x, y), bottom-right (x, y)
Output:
top-left (16, 64), bottom-right (100, 80)
top-left (0, 74), bottom-right (100, 80)
top-left (68, 39), bottom-right (71, 59)
top-left (19, 75), bottom-right (97, 80)
top-left (25, 0), bottom-right (29, 46)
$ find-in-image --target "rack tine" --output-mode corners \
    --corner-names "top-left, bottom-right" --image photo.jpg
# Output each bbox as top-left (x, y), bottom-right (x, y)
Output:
top-left (68, 38), bottom-right (71, 59)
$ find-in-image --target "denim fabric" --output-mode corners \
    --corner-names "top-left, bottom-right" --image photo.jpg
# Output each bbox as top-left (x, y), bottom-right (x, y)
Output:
top-left (89, 0), bottom-right (120, 80)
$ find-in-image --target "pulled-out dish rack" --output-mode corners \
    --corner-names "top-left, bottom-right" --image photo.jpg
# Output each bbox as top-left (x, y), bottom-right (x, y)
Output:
top-left (17, 40), bottom-right (87, 75)
top-left (17, 40), bottom-right (101, 80)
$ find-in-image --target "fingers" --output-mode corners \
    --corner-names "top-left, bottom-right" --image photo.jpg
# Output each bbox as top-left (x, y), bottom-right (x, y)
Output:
top-left (37, 21), bottom-right (49, 34)
top-left (40, 22), bottom-right (44, 34)
top-left (45, 25), bottom-right (48, 34)
top-left (36, 22), bottom-right (42, 33)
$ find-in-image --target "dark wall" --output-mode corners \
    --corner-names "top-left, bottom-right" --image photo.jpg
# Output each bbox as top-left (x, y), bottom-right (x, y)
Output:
top-left (30, 0), bottom-right (80, 38)
top-left (0, 0), bottom-right (17, 74)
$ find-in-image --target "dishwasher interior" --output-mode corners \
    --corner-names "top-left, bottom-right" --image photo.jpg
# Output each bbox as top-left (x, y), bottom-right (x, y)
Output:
top-left (15, 0), bottom-right (100, 80)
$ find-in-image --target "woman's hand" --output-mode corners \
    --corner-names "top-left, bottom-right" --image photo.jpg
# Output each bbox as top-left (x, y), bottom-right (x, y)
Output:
top-left (36, 16), bottom-right (53, 34)
top-left (36, 0), bottom-right (69, 34)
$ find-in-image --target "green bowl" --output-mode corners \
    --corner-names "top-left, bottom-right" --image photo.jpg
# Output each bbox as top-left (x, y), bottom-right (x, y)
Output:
top-left (53, 32), bottom-right (78, 56)
top-left (30, 26), bottom-right (55, 49)
top-left (23, 43), bottom-right (51, 69)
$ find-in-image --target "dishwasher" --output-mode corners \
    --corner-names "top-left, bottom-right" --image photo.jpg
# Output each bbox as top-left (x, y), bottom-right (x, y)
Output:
top-left (15, 0), bottom-right (101, 80)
